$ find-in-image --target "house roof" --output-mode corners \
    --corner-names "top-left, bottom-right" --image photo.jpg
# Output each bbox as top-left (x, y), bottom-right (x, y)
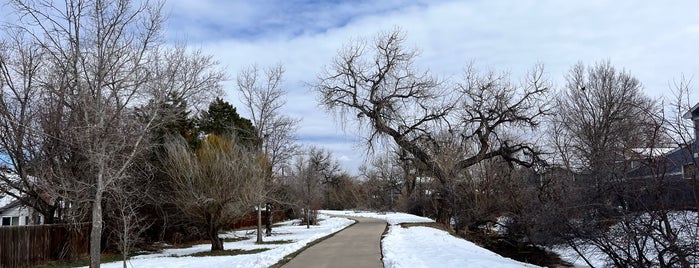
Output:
top-left (0, 171), bottom-right (29, 212)
top-left (0, 189), bottom-right (18, 208)
top-left (631, 147), bottom-right (678, 158)
top-left (682, 102), bottom-right (699, 119)
top-left (0, 196), bottom-right (11, 210)
top-left (0, 199), bottom-right (22, 214)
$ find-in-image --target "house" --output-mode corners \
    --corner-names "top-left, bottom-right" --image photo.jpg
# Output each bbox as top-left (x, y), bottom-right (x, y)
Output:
top-left (0, 192), bottom-right (43, 226)
top-left (681, 102), bottom-right (699, 178)
top-left (0, 171), bottom-right (47, 226)
top-left (624, 102), bottom-right (699, 210)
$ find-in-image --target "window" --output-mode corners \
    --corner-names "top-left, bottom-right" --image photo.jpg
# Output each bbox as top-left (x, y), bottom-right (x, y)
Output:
top-left (684, 163), bottom-right (696, 179)
top-left (1, 216), bottom-right (19, 226)
top-left (630, 160), bottom-right (640, 169)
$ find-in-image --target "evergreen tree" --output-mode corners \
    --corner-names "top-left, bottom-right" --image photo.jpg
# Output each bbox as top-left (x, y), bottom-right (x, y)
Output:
top-left (152, 93), bottom-right (198, 148)
top-left (199, 98), bottom-right (258, 147)
top-left (133, 92), bottom-right (200, 243)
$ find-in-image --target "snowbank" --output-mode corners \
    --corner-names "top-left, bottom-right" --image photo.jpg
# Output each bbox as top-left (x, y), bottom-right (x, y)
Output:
top-left (321, 210), bottom-right (539, 268)
top-left (320, 210), bottom-right (434, 225)
top-left (552, 211), bottom-right (699, 267)
top-left (383, 226), bottom-right (539, 268)
top-left (85, 210), bottom-right (543, 268)
top-left (84, 215), bottom-right (353, 268)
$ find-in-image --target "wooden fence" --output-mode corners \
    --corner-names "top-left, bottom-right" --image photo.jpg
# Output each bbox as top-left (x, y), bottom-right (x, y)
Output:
top-left (0, 223), bottom-right (89, 268)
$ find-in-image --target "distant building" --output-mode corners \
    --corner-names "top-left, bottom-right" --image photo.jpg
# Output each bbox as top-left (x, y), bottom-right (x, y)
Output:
top-left (624, 103), bottom-right (699, 210)
top-left (0, 172), bottom-right (48, 226)
top-left (0, 192), bottom-right (43, 226)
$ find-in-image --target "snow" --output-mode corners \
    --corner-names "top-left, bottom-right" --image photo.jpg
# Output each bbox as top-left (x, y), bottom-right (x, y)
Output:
top-left (84, 215), bottom-right (353, 268)
top-left (88, 210), bottom-right (542, 268)
top-left (631, 147), bottom-right (676, 158)
top-left (320, 210), bottom-right (434, 225)
top-left (551, 211), bottom-right (699, 267)
top-left (551, 243), bottom-right (607, 268)
top-left (383, 226), bottom-right (538, 268)
top-left (321, 210), bottom-right (539, 268)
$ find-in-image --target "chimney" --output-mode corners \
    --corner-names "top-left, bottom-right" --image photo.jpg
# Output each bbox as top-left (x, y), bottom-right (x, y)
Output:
top-left (682, 103), bottom-right (699, 144)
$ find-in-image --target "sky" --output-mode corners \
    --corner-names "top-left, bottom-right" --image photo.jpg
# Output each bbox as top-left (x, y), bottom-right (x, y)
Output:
top-left (6, 0), bottom-right (697, 174)
top-left (161, 0), bottom-right (699, 174)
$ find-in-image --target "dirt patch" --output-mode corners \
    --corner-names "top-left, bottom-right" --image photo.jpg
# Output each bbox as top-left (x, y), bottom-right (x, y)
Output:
top-left (189, 248), bottom-right (270, 257)
top-left (400, 222), bottom-right (455, 235)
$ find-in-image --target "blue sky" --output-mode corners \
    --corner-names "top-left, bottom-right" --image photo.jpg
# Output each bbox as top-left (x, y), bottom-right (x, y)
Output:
top-left (165, 1), bottom-right (699, 172)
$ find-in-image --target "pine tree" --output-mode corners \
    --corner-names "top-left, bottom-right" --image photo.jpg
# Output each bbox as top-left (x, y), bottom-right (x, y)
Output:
top-left (198, 98), bottom-right (258, 147)
top-left (153, 93), bottom-right (198, 148)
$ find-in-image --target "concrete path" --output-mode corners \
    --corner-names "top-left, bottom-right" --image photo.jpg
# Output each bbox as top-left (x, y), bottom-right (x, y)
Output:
top-left (282, 217), bottom-right (386, 268)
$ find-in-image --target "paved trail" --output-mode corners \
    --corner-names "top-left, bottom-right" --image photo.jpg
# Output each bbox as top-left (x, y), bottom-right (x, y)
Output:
top-left (282, 217), bottom-right (386, 268)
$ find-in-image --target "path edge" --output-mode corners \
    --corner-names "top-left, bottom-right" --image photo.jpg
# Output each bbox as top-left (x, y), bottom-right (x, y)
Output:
top-left (268, 217), bottom-right (358, 268)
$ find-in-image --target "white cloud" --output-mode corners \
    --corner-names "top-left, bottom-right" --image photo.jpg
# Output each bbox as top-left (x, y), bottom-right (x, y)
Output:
top-left (167, 0), bottom-right (699, 174)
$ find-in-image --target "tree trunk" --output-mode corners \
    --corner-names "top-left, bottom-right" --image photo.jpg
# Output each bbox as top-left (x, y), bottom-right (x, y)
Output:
top-left (209, 224), bottom-right (223, 251)
top-left (122, 213), bottom-right (128, 268)
top-left (256, 203), bottom-right (263, 243)
top-left (206, 212), bottom-right (223, 251)
top-left (436, 208), bottom-right (451, 225)
top-left (434, 190), bottom-right (452, 226)
top-left (306, 206), bottom-right (310, 229)
top-left (265, 203), bottom-right (272, 236)
top-left (43, 206), bottom-right (56, 225)
top-left (90, 178), bottom-right (104, 268)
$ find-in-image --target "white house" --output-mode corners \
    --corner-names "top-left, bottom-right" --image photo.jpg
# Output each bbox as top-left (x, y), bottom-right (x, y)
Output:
top-left (0, 191), bottom-right (43, 226)
top-left (0, 169), bottom-right (49, 226)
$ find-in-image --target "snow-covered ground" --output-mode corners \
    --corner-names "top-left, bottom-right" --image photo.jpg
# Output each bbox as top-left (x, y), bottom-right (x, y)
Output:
top-left (321, 209), bottom-right (435, 225)
top-left (551, 211), bottom-right (699, 267)
top-left (322, 210), bottom-right (540, 268)
top-left (84, 214), bottom-right (353, 268)
top-left (552, 243), bottom-right (607, 268)
top-left (90, 210), bottom-right (542, 268)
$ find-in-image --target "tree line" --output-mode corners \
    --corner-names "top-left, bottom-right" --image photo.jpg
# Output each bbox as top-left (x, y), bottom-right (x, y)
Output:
top-left (321, 30), bottom-right (698, 267)
top-left (0, 0), bottom-right (303, 267)
top-left (0, 2), bottom-right (365, 267)
top-left (1, 1), bottom-right (697, 267)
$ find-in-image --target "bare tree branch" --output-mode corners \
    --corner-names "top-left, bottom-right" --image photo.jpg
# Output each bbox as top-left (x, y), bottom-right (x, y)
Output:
top-left (314, 29), bottom-right (550, 224)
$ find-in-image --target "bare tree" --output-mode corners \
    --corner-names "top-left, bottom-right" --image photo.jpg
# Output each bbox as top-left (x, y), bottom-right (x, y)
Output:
top-left (667, 78), bottom-right (699, 212)
top-left (320, 172), bottom-right (363, 210)
top-left (290, 156), bottom-right (318, 229)
top-left (237, 64), bottom-right (299, 175)
top-left (161, 134), bottom-right (265, 251)
top-left (551, 60), bottom-right (663, 220)
top-left (0, 29), bottom-right (63, 224)
top-left (5, 1), bottom-right (166, 266)
top-left (554, 61), bottom-right (661, 174)
top-left (360, 153), bottom-right (409, 211)
top-left (314, 29), bottom-right (550, 224)
top-left (107, 177), bottom-right (152, 268)
top-left (545, 62), bottom-right (699, 267)
top-left (288, 147), bottom-right (340, 228)
top-left (150, 47), bottom-right (225, 113)
top-left (0, 1), bottom-right (224, 266)
top-left (237, 64), bottom-right (299, 239)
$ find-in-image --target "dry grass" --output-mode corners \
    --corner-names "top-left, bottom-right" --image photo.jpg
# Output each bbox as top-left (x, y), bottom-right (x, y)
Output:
top-left (399, 222), bottom-right (455, 235)
top-left (189, 248), bottom-right (269, 257)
